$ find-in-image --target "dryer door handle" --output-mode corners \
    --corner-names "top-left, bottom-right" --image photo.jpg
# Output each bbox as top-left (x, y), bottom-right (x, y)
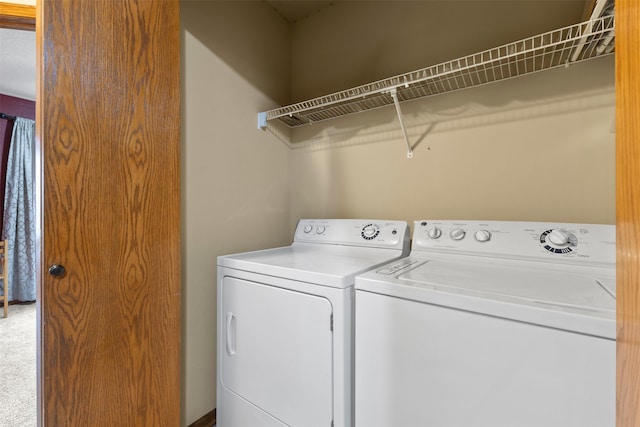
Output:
top-left (226, 312), bottom-right (236, 356)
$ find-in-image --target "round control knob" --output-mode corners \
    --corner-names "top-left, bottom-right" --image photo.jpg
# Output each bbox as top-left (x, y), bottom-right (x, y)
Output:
top-left (547, 229), bottom-right (570, 246)
top-left (450, 228), bottom-right (466, 241)
top-left (474, 230), bottom-right (491, 242)
top-left (303, 225), bottom-right (313, 233)
top-left (316, 225), bottom-right (326, 234)
top-left (427, 227), bottom-right (442, 239)
top-left (361, 224), bottom-right (380, 240)
top-left (540, 229), bottom-right (578, 254)
top-left (363, 226), bottom-right (377, 237)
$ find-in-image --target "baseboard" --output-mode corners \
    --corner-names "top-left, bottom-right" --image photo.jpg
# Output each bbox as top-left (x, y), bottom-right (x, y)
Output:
top-left (188, 409), bottom-right (216, 427)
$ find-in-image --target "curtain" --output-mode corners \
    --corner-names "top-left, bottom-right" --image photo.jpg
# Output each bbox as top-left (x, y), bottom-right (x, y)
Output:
top-left (3, 118), bottom-right (36, 301)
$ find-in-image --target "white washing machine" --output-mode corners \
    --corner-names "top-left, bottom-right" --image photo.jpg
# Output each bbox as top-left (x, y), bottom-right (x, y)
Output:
top-left (355, 220), bottom-right (615, 427)
top-left (217, 219), bottom-right (410, 427)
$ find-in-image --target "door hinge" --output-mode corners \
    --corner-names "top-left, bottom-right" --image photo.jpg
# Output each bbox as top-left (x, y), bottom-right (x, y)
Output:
top-left (330, 314), bottom-right (333, 331)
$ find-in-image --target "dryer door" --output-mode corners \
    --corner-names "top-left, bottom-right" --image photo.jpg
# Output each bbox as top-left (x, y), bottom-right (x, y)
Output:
top-left (221, 277), bottom-right (333, 427)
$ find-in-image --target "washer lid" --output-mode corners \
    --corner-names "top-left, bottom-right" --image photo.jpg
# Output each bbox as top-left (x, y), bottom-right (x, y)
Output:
top-left (219, 243), bottom-right (406, 288)
top-left (398, 259), bottom-right (615, 311)
top-left (356, 255), bottom-right (615, 338)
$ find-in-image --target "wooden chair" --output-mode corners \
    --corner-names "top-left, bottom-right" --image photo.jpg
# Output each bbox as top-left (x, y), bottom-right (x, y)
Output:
top-left (0, 240), bottom-right (7, 318)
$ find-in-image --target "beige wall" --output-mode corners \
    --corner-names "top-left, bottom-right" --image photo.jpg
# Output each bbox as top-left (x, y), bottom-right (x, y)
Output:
top-left (181, 2), bottom-right (291, 425)
top-left (290, 57), bottom-right (615, 227)
top-left (289, 2), bottom-right (615, 228)
top-left (290, 1), bottom-right (588, 101)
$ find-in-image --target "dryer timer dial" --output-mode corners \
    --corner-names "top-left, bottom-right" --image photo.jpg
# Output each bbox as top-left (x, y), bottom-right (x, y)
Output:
top-left (361, 224), bottom-right (380, 240)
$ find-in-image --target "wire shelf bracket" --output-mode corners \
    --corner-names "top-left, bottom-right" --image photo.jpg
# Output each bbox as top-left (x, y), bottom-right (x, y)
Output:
top-left (388, 87), bottom-right (413, 158)
top-left (258, 6), bottom-right (615, 158)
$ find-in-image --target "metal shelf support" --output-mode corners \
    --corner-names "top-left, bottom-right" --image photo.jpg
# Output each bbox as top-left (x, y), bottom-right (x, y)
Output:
top-left (388, 88), bottom-right (413, 159)
top-left (258, 112), bottom-right (267, 130)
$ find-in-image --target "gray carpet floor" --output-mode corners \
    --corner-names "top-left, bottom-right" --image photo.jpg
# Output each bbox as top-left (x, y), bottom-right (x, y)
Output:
top-left (0, 303), bottom-right (37, 426)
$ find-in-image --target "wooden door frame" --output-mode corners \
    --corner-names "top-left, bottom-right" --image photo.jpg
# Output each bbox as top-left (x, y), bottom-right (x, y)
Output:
top-left (616, 0), bottom-right (640, 426)
top-left (0, 2), bottom-right (37, 425)
top-left (0, 1), bottom-right (35, 30)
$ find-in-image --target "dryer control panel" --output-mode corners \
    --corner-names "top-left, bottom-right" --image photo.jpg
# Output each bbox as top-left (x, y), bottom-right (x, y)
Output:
top-left (412, 220), bottom-right (615, 265)
top-left (294, 219), bottom-right (410, 250)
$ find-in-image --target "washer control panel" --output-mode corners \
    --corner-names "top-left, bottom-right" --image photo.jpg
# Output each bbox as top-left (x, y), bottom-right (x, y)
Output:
top-left (295, 219), bottom-right (409, 250)
top-left (413, 220), bottom-right (615, 265)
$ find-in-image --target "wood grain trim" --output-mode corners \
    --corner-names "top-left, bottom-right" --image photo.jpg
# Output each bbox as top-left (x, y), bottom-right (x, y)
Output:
top-left (616, 0), bottom-right (640, 426)
top-left (0, 2), bottom-right (35, 30)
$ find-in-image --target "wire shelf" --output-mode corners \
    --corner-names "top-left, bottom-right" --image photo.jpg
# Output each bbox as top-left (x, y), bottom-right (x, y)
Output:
top-left (260, 13), bottom-right (615, 129)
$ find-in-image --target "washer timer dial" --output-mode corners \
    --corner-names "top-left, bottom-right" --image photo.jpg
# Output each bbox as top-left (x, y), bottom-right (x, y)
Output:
top-left (361, 223), bottom-right (380, 240)
top-left (540, 229), bottom-right (578, 254)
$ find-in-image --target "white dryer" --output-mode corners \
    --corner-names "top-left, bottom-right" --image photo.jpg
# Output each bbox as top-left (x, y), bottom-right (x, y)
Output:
top-left (217, 219), bottom-right (410, 427)
top-left (355, 220), bottom-right (615, 427)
